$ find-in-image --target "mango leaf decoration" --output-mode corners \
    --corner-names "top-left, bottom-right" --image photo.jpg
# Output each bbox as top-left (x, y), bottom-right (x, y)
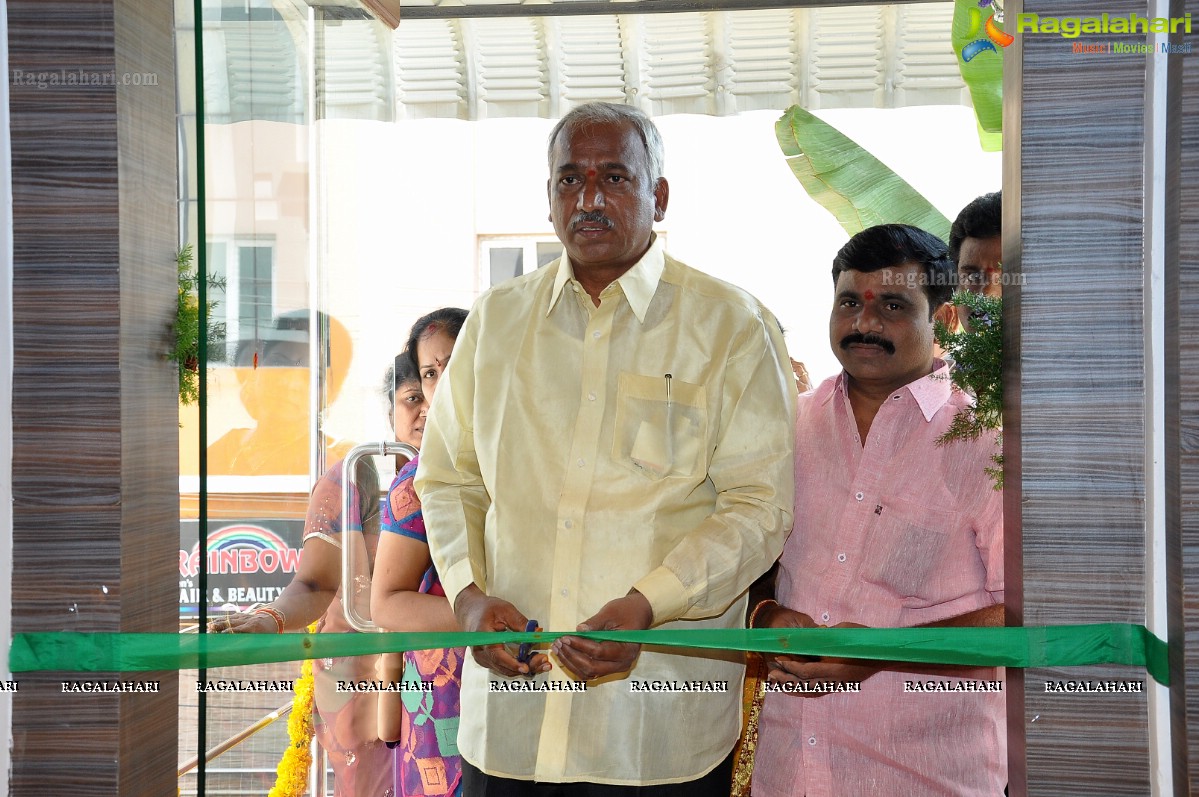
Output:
top-left (951, 0), bottom-right (1005, 151)
top-left (775, 105), bottom-right (951, 242)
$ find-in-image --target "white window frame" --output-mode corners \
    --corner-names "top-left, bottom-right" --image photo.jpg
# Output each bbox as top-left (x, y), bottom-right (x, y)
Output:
top-left (478, 233), bottom-right (668, 289)
top-left (478, 235), bottom-right (564, 289)
top-left (207, 237), bottom-right (278, 364)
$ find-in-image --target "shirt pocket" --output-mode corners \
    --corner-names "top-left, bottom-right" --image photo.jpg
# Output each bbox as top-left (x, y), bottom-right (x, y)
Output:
top-left (612, 372), bottom-right (708, 481)
top-left (859, 496), bottom-right (964, 605)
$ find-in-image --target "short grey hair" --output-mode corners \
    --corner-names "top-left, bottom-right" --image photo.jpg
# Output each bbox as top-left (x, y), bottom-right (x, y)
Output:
top-left (547, 102), bottom-right (665, 184)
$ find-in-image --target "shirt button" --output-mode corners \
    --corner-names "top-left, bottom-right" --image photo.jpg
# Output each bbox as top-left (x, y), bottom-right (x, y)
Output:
top-left (820, 612), bottom-right (830, 622)
top-left (564, 519), bottom-right (573, 529)
top-left (855, 492), bottom-right (864, 501)
top-left (588, 392), bottom-right (596, 401)
top-left (837, 553), bottom-right (847, 563)
top-left (577, 458), bottom-right (585, 468)
top-left (561, 589), bottom-right (569, 597)
top-left (807, 736), bottom-right (817, 746)
top-left (592, 331), bottom-right (601, 339)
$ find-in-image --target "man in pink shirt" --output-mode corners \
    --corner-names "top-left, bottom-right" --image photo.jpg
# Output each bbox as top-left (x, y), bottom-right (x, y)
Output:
top-left (751, 224), bottom-right (1006, 796)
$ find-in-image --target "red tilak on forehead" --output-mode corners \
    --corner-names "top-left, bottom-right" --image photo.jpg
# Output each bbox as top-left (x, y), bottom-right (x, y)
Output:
top-left (586, 169), bottom-right (597, 177)
top-left (864, 290), bottom-right (875, 301)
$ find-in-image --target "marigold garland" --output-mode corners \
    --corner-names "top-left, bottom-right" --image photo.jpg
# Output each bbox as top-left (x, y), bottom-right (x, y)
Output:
top-left (268, 628), bottom-right (317, 797)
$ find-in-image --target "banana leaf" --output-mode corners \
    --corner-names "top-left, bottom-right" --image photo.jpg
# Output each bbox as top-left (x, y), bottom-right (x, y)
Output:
top-left (775, 106), bottom-right (951, 242)
top-left (951, 0), bottom-right (1005, 151)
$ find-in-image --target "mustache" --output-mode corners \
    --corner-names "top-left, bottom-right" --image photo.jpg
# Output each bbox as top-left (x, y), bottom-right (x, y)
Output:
top-left (570, 211), bottom-right (614, 230)
top-left (839, 333), bottom-right (895, 354)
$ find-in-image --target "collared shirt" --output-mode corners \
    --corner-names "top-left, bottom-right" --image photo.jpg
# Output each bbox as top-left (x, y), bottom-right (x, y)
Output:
top-left (416, 237), bottom-right (796, 785)
top-left (754, 365), bottom-right (1005, 797)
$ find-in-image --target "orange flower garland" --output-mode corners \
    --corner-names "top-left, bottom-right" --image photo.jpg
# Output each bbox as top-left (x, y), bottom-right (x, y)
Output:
top-left (268, 629), bottom-right (317, 797)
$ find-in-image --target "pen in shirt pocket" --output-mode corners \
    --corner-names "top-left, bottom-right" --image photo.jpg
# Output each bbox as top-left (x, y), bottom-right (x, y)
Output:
top-left (664, 373), bottom-right (675, 465)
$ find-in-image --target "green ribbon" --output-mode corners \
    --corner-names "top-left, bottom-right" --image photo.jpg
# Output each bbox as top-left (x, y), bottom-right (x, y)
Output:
top-left (9, 624), bottom-right (1168, 685)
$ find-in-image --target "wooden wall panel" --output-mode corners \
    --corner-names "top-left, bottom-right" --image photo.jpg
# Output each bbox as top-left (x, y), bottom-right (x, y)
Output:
top-left (1014, 0), bottom-right (1152, 793)
top-left (1168, 0), bottom-right (1199, 790)
top-left (8, 0), bottom-right (179, 794)
top-left (114, 0), bottom-right (181, 792)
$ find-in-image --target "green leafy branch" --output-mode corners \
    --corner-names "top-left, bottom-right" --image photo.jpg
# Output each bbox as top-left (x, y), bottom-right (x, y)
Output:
top-left (934, 289), bottom-right (1003, 488)
top-left (169, 244), bottom-right (226, 405)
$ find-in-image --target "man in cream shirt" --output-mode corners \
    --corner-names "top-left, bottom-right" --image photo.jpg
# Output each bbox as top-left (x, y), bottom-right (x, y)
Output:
top-left (417, 102), bottom-right (795, 795)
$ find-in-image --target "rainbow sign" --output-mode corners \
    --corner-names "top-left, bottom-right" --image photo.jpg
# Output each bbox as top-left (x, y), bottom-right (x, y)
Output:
top-left (178, 520), bottom-right (305, 617)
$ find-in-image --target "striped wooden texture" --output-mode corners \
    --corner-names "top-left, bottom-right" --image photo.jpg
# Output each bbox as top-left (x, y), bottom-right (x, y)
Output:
top-left (1011, 0), bottom-right (1152, 794)
top-left (1169, 0), bottom-right (1199, 789)
top-left (8, 1), bottom-right (179, 794)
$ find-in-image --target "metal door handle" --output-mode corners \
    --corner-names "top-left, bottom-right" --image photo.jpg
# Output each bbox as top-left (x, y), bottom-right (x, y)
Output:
top-left (340, 441), bottom-right (419, 632)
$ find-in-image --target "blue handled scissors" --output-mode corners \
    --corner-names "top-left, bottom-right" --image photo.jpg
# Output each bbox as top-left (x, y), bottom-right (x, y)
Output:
top-left (516, 619), bottom-right (540, 666)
